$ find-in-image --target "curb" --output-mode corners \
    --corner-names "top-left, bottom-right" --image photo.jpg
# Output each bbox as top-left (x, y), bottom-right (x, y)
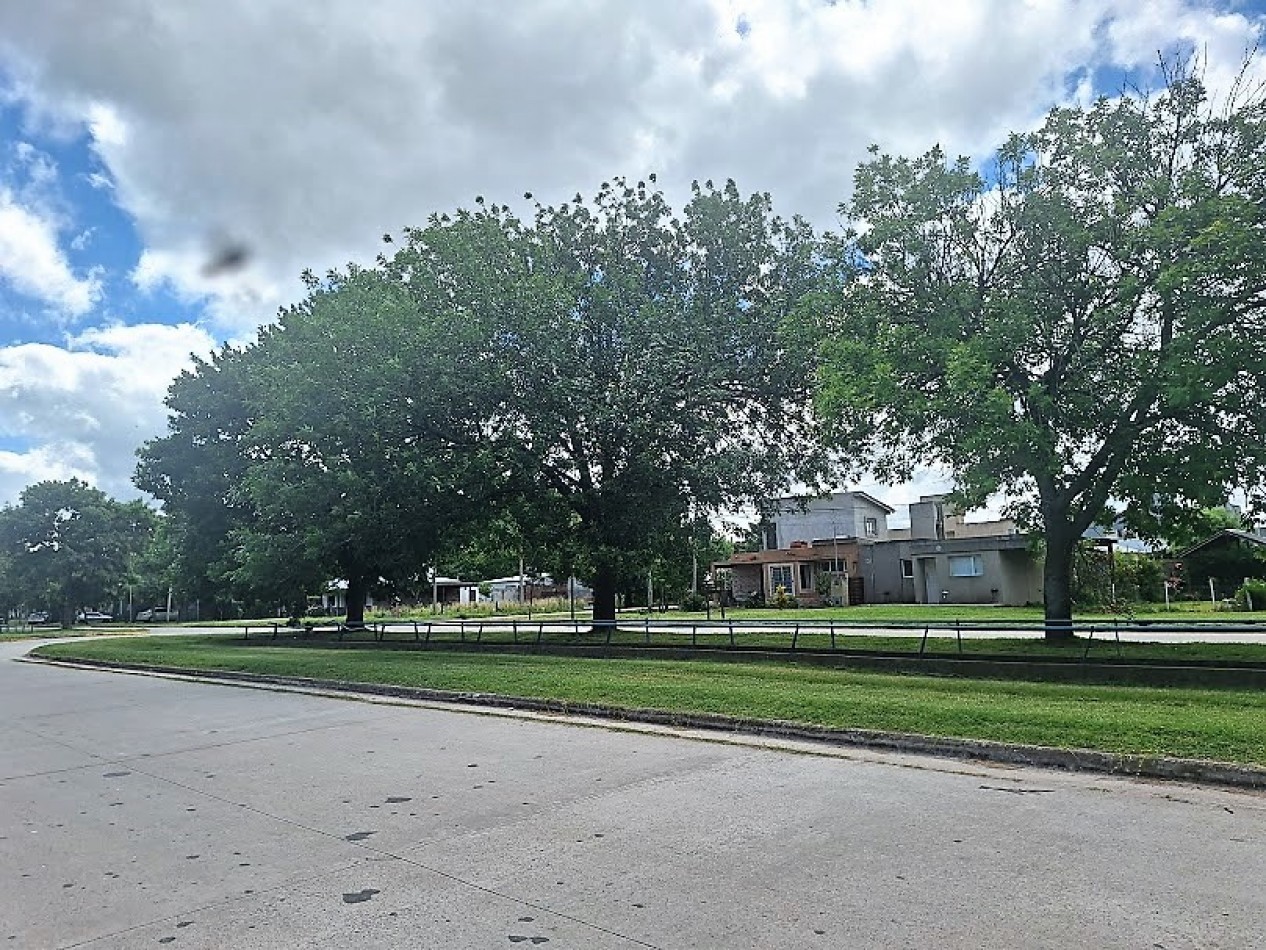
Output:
top-left (23, 654), bottom-right (1266, 791)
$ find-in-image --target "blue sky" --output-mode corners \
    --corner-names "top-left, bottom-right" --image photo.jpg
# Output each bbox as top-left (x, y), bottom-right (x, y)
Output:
top-left (0, 0), bottom-right (1263, 509)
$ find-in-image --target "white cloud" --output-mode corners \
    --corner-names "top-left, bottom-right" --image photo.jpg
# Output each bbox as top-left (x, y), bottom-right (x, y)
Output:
top-left (0, 323), bottom-right (217, 503)
top-left (0, 187), bottom-right (100, 316)
top-left (4, 0), bottom-right (1257, 337)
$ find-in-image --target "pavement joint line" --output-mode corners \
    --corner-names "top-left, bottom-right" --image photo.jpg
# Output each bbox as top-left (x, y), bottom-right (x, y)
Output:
top-left (23, 653), bottom-right (1266, 791)
top-left (57, 858), bottom-right (368, 950)
top-left (0, 718), bottom-right (369, 784)
top-left (14, 676), bottom-right (668, 950)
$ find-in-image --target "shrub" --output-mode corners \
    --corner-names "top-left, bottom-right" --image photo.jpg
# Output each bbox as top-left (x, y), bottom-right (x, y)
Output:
top-left (1234, 579), bottom-right (1266, 611)
top-left (770, 584), bottom-right (798, 609)
top-left (679, 591), bottom-right (708, 612)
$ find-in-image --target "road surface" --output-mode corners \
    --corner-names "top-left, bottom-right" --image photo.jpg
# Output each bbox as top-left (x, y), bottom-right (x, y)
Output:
top-left (3, 636), bottom-right (1265, 948)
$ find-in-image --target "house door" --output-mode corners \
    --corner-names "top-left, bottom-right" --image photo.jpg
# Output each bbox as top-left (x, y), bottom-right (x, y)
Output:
top-left (922, 560), bottom-right (940, 604)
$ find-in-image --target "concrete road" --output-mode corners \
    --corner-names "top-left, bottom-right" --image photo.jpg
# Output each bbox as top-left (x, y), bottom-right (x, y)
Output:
top-left (3, 639), bottom-right (1266, 949)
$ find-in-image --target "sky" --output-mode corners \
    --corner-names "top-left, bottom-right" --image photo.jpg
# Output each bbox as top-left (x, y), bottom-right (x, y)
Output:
top-left (0, 0), bottom-right (1264, 514)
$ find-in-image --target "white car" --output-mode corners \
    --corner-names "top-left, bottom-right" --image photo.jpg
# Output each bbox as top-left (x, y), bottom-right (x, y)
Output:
top-left (136, 608), bottom-right (178, 622)
top-left (77, 610), bottom-right (113, 623)
top-left (26, 611), bottom-right (50, 624)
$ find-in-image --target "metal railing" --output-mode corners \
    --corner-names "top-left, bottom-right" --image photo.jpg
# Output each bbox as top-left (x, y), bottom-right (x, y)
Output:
top-left (234, 615), bottom-right (1266, 664)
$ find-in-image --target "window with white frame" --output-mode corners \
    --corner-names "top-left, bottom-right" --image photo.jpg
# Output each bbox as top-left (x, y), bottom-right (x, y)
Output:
top-left (948, 554), bottom-right (984, 577)
top-left (900, 559), bottom-right (914, 579)
top-left (769, 565), bottom-right (793, 593)
top-left (864, 516), bottom-right (878, 537)
top-left (799, 563), bottom-right (813, 592)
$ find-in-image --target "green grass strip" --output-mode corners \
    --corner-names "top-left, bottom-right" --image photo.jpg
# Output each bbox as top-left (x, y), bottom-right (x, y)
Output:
top-left (32, 635), bottom-right (1266, 766)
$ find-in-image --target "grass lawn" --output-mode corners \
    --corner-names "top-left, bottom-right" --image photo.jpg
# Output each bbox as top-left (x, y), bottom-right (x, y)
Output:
top-left (32, 635), bottom-right (1266, 765)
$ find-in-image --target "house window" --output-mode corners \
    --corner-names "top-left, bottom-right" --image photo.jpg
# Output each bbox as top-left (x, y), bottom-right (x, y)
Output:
top-left (949, 554), bottom-right (984, 577)
top-left (900, 559), bottom-right (914, 579)
top-left (864, 517), bottom-right (878, 537)
top-left (799, 563), bottom-right (813, 592)
top-left (769, 565), bottom-right (793, 593)
top-left (821, 558), bottom-right (845, 574)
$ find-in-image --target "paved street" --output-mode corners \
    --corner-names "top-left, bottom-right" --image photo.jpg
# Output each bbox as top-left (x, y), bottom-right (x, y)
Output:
top-left (3, 637), bottom-right (1266, 948)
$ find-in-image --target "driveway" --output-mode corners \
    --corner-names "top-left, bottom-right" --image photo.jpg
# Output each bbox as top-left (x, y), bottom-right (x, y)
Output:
top-left (3, 637), bottom-right (1265, 948)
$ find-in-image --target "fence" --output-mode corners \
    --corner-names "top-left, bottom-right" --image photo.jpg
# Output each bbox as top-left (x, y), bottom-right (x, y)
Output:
top-left (237, 615), bottom-right (1266, 663)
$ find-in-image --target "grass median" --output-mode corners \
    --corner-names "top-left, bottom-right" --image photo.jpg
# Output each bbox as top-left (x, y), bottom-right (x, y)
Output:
top-left (32, 634), bottom-right (1266, 766)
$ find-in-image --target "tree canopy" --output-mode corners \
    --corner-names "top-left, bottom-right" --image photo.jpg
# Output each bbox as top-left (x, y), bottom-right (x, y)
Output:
top-left (808, 66), bottom-right (1266, 634)
top-left (139, 178), bottom-right (821, 625)
top-left (383, 177), bottom-right (823, 623)
top-left (0, 480), bottom-right (154, 627)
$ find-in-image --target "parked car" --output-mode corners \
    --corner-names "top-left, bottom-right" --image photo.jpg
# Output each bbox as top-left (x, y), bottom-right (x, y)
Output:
top-left (25, 611), bottom-right (50, 624)
top-left (76, 610), bottom-right (113, 623)
top-left (136, 607), bottom-right (178, 622)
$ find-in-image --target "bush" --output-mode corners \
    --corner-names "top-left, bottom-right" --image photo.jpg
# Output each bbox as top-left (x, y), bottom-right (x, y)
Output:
top-left (679, 591), bottom-right (708, 612)
top-left (1114, 552), bottom-right (1165, 603)
top-left (770, 584), bottom-right (798, 609)
top-left (1234, 579), bottom-right (1266, 611)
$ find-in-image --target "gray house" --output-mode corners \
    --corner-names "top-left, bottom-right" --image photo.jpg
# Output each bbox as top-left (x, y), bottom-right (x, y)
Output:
top-left (720, 492), bottom-right (1043, 607)
top-left (762, 491), bottom-right (895, 548)
top-left (886, 496), bottom-right (1042, 605)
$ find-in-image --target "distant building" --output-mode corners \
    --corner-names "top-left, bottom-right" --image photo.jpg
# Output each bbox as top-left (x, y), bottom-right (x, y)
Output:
top-left (479, 575), bottom-right (592, 605)
top-left (713, 492), bottom-right (1042, 607)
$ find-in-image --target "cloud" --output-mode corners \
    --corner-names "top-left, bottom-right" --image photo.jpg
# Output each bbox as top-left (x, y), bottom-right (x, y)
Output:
top-left (0, 0), bottom-right (1256, 337)
top-left (0, 186), bottom-right (100, 316)
top-left (0, 322), bottom-right (217, 503)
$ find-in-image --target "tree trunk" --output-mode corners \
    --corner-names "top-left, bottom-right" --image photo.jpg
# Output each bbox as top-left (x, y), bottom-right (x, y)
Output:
top-left (1043, 527), bottom-right (1077, 641)
top-left (591, 561), bottom-right (617, 635)
top-left (345, 574), bottom-right (368, 627)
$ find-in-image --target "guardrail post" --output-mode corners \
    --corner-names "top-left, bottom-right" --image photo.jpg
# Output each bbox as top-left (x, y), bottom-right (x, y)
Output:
top-left (691, 623), bottom-right (697, 647)
top-left (1081, 626), bottom-right (1095, 661)
top-left (605, 621), bottom-right (613, 646)
top-left (829, 620), bottom-right (835, 651)
top-left (425, 622), bottom-right (432, 644)
top-left (728, 620), bottom-right (735, 648)
top-left (644, 616), bottom-right (650, 644)
top-left (918, 625), bottom-right (929, 657)
top-left (955, 620), bottom-right (962, 654)
top-left (511, 620), bottom-right (518, 644)
top-left (1114, 621), bottom-right (1122, 659)
top-left (791, 623), bottom-right (799, 650)
top-left (476, 621), bottom-right (483, 643)
top-left (536, 622), bottom-right (543, 645)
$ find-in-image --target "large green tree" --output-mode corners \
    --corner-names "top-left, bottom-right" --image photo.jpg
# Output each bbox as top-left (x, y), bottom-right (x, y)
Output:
top-left (140, 268), bottom-right (501, 624)
top-left (135, 345), bottom-right (256, 617)
top-left (387, 178), bottom-right (824, 626)
top-left (0, 480), bottom-right (154, 627)
top-left (810, 68), bottom-right (1266, 637)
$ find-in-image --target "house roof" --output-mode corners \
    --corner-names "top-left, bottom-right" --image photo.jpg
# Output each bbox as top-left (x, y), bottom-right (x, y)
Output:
top-left (1176, 529), bottom-right (1266, 560)
top-left (908, 534), bottom-right (1033, 556)
top-left (713, 542), bottom-right (860, 568)
top-left (769, 490), bottom-right (896, 515)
